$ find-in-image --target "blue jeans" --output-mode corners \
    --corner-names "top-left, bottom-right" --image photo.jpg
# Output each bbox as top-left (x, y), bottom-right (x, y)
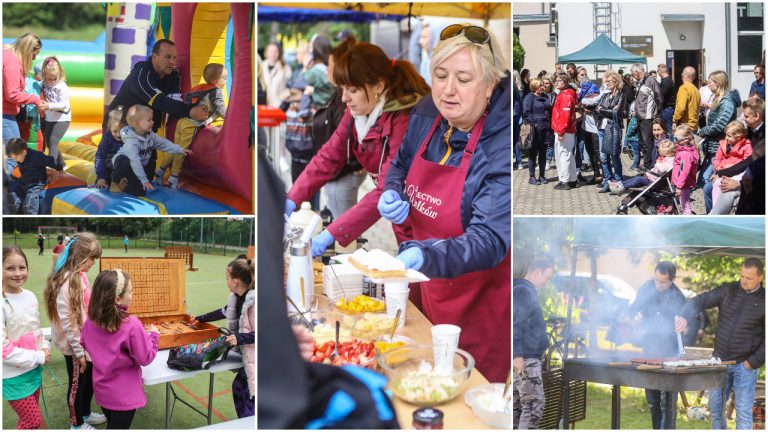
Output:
top-left (3, 115), bottom-right (22, 181)
top-left (600, 150), bottom-right (623, 183)
top-left (22, 183), bottom-right (44, 215)
top-left (698, 151), bottom-right (714, 190)
top-left (627, 140), bottom-right (640, 168)
top-left (645, 389), bottom-right (678, 429)
top-left (709, 362), bottom-right (759, 430)
top-left (701, 162), bottom-right (715, 212)
top-left (661, 107), bottom-right (674, 132)
top-left (575, 126), bottom-right (585, 173)
top-left (513, 115), bottom-right (523, 165)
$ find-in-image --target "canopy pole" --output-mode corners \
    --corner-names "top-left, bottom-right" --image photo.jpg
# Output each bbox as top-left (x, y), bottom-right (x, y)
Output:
top-left (560, 243), bottom-right (578, 429)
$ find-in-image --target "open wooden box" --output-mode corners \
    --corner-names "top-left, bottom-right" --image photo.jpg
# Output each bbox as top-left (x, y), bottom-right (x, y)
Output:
top-left (100, 257), bottom-right (220, 349)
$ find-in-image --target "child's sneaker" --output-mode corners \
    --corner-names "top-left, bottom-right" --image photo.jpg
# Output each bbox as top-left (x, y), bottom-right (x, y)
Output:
top-left (155, 167), bottom-right (165, 182)
top-left (84, 413), bottom-right (107, 425)
top-left (71, 423), bottom-right (95, 430)
top-left (168, 175), bottom-right (179, 189)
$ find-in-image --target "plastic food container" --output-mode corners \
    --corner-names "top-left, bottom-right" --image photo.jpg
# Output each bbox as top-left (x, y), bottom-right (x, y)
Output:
top-left (464, 383), bottom-right (512, 429)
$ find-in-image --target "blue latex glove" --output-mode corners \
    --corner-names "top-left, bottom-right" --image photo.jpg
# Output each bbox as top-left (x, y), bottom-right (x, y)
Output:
top-left (285, 199), bottom-right (297, 216)
top-left (396, 247), bottom-right (424, 271)
top-left (377, 190), bottom-right (410, 224)
top-left (311, 230), bottom-right (335, 258)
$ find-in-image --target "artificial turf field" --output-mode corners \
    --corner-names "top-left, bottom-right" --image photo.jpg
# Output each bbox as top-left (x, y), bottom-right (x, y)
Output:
top-left (3, 246), bottom-right (248, 429)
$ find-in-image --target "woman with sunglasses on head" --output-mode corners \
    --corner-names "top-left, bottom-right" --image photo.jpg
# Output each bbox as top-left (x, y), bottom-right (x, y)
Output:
top-left (285, 43), bottom-right (430, 258)
top-left (378, 24), bottom-right (510, 382)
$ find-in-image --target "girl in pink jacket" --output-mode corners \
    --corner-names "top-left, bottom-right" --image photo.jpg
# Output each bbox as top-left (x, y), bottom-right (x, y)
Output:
top-left (81, 269), bottom-right (159, 429)
top-left (710, 121), bottom-right (752, 209)
top-left (671, 125), bottom-right (699, 214)
top-left (189, 258), bottom-right (254, 418)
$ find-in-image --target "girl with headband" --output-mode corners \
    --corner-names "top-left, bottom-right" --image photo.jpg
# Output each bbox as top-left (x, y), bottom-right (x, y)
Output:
top-left (81, 269), bottom-right (160, 429)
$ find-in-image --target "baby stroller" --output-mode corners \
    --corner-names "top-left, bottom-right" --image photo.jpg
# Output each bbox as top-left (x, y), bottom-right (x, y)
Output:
top-left (612, 170), bottom-right (680, 215)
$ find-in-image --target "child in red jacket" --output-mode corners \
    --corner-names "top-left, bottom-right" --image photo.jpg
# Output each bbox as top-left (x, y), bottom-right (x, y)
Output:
top-left (671, 125), bottom-right (699, 214)
top-left (710, 121), bottom-right (752, 210)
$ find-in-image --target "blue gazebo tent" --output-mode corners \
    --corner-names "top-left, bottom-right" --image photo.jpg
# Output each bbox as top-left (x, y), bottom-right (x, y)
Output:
top-left (558, 34), bottom-right (647, 65)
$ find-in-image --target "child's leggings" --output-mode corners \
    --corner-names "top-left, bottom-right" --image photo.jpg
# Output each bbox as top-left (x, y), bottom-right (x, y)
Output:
top-left (7, 388), bottom-right (43, 429)
top-left (232, 368), bottom-right (254, 418)
top-left (64, 355), bottom-right (95, 427)
top-left (679, 188), bottom-right (693, 214)
top-left (42, 119), bottom-right (69, 166)
top-left (160, 117), bottom-right (198, 177)
top-left (103, 407), bottom-right (136, 429)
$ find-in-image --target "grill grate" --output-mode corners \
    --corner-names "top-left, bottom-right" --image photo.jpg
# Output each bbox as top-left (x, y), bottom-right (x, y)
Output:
top-left (539, 368), bottom-right (587, 429)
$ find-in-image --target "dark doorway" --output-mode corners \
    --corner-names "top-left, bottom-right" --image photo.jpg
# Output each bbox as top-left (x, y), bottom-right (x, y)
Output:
top-left (666, 49), bottom-right (704, 91)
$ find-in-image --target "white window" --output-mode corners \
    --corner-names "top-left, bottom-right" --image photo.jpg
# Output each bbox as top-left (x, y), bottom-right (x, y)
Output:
top-left (736, 3), bottom-right (764, 68)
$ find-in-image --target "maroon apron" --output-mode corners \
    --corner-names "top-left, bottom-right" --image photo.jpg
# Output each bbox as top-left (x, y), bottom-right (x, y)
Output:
top-left (403, 114), bottom-right (511, 382)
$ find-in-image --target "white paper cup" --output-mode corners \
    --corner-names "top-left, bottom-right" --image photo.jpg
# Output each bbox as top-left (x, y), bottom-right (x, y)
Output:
top-left (385, 283), bottom-right (409, 329)
top-left (431, 324), bottom-right (461, 371)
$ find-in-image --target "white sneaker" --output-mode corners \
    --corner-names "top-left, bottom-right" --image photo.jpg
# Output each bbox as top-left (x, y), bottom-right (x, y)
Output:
top-left (545, 160), bottom-right (551, 171)
top-left (71, 423), bottom-right (95, 430)
top-left (168, 175), bottom-right (179, 189)
top-left (84, 412), bottom-right (106, 425)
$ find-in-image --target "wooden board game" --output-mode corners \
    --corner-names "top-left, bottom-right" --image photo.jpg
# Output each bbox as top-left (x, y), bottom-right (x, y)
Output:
top-left (164, 246), bottom-right (198, 271)
top-left (100, 257), bottom-right (219, 348)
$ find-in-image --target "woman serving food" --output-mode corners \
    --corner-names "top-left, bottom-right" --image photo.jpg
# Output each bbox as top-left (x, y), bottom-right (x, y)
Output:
top-left (378, 24), bottom-right (510, 382)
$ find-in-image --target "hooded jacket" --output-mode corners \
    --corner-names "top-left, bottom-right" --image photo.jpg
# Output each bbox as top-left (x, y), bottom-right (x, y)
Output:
top-left (551, 87), bottom-right (577, 135)
top-left (672, 143), bottom-right (699, 189)
top-left (699, 90), bottom-right (742, 155)
top-left (384, 73), bottom-right (510, 278)
top-left (513, 278), bottom-right (548, 359)
top-left (288, 92), bottom-right (424, 246)
top-left (114, 126), bottom-right (186, 184)
top-left (680, 282), bottom-right (765, 369)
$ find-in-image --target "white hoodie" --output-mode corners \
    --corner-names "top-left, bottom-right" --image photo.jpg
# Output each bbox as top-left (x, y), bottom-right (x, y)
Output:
top-left (42, 79), bottom-right (71, 122)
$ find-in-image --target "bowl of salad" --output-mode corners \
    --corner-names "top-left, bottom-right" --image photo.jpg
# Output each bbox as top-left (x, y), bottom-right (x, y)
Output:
top-left (379, 345), bottom-right (474, 406)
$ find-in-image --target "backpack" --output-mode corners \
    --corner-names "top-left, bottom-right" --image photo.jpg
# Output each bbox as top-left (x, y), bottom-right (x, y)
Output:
top-left (167, 330), bottom-right (234, 371)
top-left (184, 83), bottom-right (217, 107)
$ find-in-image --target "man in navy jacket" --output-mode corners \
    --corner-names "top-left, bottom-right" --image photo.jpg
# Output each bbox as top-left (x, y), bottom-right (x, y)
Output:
top-left (513, 257), bottom-right (554, 430)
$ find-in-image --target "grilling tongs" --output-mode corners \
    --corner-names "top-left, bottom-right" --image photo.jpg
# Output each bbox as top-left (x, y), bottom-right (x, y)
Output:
top-left (675, 315), bottom-right (686, 357)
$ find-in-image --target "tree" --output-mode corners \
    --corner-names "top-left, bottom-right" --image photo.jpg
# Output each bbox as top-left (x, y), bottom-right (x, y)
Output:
top-left (513, 32), bottom-right (525, 71)
top-left (3, 3), bottom-right (105, 30)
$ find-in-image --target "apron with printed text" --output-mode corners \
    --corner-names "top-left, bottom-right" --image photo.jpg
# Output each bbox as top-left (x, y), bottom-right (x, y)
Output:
top-left (403, 114), bottom-right (511, 382)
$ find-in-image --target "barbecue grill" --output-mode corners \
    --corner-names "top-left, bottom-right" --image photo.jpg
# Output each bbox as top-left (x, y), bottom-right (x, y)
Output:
top-left (563, 357), bottom-right (727, 429)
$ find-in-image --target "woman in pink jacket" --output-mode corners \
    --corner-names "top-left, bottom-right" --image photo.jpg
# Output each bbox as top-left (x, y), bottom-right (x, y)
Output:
top-left (3, 33), bottom-right (48, 142)
top-left (80, 269), bottom-right (159, 429)
top-left (285, 43), bottom-right (430, 257)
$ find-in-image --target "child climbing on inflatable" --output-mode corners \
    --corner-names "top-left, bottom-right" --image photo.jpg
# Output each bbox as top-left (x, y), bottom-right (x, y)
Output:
top-left (6, 137), bottom-right (64, 215)
top-left (41, 56), bottom-right (71, 167)
top-left (94, 106), bottom-right (126, 189)
top-left (156, 63), bottom-right (227, 189)
top-left (110, 104), bottom-right (192, 196)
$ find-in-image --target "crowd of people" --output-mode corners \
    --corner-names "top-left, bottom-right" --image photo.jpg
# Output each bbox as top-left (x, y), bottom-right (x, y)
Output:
top-left (513, 62), bottom-right (765, 214)
top-left (259, 23), bottom-right (512, 428)
top-left (3, 34), bottom-right (223, 214)
top-left (514, 257), bottom-right (765, 430)
top-left (2, 236), bottom-right (255, 429)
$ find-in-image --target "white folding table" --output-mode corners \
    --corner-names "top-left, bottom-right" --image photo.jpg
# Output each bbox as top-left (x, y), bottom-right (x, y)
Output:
top-left (141, 349), bottom-right (243, 428)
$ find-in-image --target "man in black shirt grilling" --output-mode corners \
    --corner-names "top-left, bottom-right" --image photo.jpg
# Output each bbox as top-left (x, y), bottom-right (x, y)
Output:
top-left (675, 258), bottom-right (765, 430)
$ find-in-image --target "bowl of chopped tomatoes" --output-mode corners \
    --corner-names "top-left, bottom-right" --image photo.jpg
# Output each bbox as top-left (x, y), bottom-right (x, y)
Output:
top-left (309, 338), bottom-right (377, 368)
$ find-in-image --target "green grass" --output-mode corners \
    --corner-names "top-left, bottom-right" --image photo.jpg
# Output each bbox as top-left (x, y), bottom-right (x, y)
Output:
top-left (575, 383), bottom-right (736, 429)
top-left (3, 24), bottom-right (105, 42)
top-left (3, 247), bottom-right (247, 429)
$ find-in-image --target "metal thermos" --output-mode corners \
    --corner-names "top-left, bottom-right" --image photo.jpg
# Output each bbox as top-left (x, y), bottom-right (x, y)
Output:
top-left (287, 240), bottom-right (314, 311)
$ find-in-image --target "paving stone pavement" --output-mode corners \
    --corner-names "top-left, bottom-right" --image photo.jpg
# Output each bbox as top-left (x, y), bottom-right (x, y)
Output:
top-left (513, 152), bottom-right (707, 215)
